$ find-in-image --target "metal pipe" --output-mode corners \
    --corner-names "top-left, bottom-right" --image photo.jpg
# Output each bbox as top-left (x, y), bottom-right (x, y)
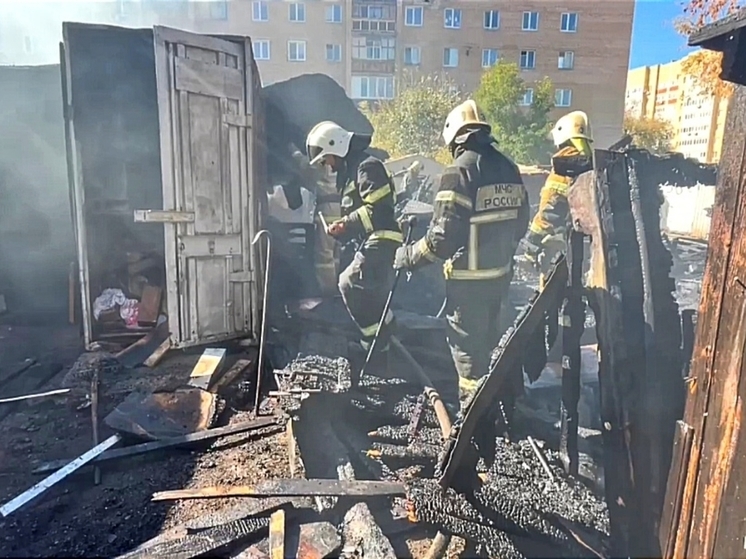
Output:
top-left (251, 229), bottom-right (272, 416)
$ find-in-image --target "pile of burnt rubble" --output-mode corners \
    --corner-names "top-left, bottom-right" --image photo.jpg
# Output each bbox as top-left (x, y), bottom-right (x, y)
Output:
top-left (273, 346), bottom-right (609, 558)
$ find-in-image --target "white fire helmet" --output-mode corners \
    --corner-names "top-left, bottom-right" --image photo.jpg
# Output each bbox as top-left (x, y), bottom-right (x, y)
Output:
top-left (442, 100), bottom-right (490, 146)
top-left (550, 111), bottom-right (592, 148)
top-left (306, 121), bottom-right (354, 166)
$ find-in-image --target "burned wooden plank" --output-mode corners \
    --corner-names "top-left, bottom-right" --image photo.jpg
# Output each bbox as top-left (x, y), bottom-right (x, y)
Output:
top-left (0, 362), bottom-right (64, 423)
top-left (188, 348), bottom-right (227, 391)
top-left (670, 85), bottom-right (746, 559)
top-left (137, 285), bottom-right (163, 327)
top-left (0, 359), bottom-right (37, 386)
top-left (238, 521), bottom-right (341, 559)
top-left (152, 480), bottom-right (407, 502)
top-left (33, 417), bottom-right (280, 474)
top-left (0, 434), bottom-right (122, 517)
top-left (269, 509), bottom-right (285, 559)
top-left (210, 357), bottom-right (254, 393)
top-left (437, 254), bottom-right (568, 490)
top-left (660, 421), bottom-right (694, 558)
top-left (143, 337), bottom-right (170, 368)
top-left (118, 503), bottom-right (296, 559)
top-left (559, 230), bottom-right (585, 476)
top-left (115, 320), bottom-right (170, 368)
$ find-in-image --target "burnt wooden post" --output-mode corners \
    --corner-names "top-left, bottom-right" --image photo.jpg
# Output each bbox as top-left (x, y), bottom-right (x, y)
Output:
top-left (559, 229), bottom-right (584, 476)
top-left (661, 10), bottom-right (746, 559)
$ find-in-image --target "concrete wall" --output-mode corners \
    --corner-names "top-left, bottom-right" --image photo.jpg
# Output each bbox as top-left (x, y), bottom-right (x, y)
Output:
top-left (0, 64), bottom-right (74, 316)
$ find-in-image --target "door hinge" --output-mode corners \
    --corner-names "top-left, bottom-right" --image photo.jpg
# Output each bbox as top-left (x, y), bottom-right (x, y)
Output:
top-left (134, 210), bottom-right (195, 224)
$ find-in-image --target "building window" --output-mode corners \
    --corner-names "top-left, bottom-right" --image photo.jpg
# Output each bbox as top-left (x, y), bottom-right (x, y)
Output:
top-left (484, 10), bottom-right (500, 29)
top-left (288, 40), bottom-right (307, 61)
top-left (326, 4), bottom-right (342, 22)
top-left (23, 36), bottom-right (34, 54)
top-left (405, 6), bottom-right (423, 26)
top-left (555, 88), bottom-right (572, 107)
top-left (210, 1), bottom-right (228, 19)
top-left (351, 75), bottom-right (395, 100)
top-left (353, 4), bottom-right (396, 31)
top-left (253, 40), bottom-right (270, 60)
top-left (252, 1), bottom-right (268, 22)
top-left (561, 12), bottom-right (578, 32)
top-left (352, 37), bottom-right (396, 60)
top-left (482, 49), bottom-right (498, 68)
top-left (558, 50), bottom-right (574, 69)
top-left (522, 11), bottom-right (539, 31)
top-left (444, 8), bottom-right (461, 29)
top-left (326, 43), bottom-right (342, 62)
top-left (404, 46), bottom-right (421, 65)
top-left (520, 50), bottom-right (536, 70)
top-left (520, 88), bottom-right (534, 106)
top-left (289, 3), bottom-right (306, 22)
top-left (443, 47), bottom-right (459, 67)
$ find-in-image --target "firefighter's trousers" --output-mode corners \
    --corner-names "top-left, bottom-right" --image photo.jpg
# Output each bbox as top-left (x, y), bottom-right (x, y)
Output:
top-left (338, 243), bottom-right (397, 355)
top-left (444, 276), bottom-right (517, 398)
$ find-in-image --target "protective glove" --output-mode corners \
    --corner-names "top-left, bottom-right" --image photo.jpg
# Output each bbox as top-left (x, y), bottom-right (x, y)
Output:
top-left (393, 245), bottom-right (414, 271)
top-left (519, 233), bottom-right (544, 264)
top-left (327, 219), bottom-right (347, 239)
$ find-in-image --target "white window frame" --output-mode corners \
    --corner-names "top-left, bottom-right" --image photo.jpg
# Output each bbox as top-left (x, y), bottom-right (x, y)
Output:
top-left (405, 6), bottom-right (423, 26)
top-left (252, 0), bottom-right (268, 22)
top-left (253, 39), bottom-right (271, 60)
top-left (519, 50), bottom-right (536, 70)
top-left (444, 8), bottom-right (462, 29)
top-left (210, 1), bottom-right (228, 20)
top-left (288, 40), bottom-right (307, 61)
top-left (558, 50), bottom-right (575, 69)
top-left (484, 10), bottom-right (500, 30)
top-left (482, 49), bottom-right (498, 68)
top-left (522, 11), bottom-right (539, 31)
top-left (555, 88), bottom-right (572, 107)
top-left (443, 47), bottom-right (459, 67)
top-left (561, 12), bottom-right (578, 32)
top-left (352, 36), bottom-right (396, 61)
top-left (289, 3), bottom-right (306, 22)
top-left (520, 88), bottom-right (534, 106)
top-left (326, 4), bottom-right (342, 23)
top-left (404, 46), bottom-right (421, 65)
top-left (326, 43), bottom-right (342, 62)
top-left (351, 75), bottom-right (395, 100)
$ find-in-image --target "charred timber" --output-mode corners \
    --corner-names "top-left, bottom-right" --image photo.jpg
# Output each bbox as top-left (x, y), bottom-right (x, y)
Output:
top-left (689, 8), bottom-right (746, 86)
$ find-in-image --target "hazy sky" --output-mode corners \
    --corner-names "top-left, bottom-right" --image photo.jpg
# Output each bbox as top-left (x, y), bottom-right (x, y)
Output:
top-left (629, 0), bottom-right (697, 68)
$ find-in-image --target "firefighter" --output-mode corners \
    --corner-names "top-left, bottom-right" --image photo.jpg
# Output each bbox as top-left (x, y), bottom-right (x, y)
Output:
top-left (521, 110), bottom-right (594, 269)
top-left (392, 100), bottom-right (530, 402)
top-left (306, 121), bottom-right (402, 366)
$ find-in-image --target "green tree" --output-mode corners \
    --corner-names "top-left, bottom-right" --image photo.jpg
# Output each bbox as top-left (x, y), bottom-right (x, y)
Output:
top-left (623, 113), bottom-right (674, 154)
top-left (474, 60), bottom-right (555, 165)
top-left (360, 74), bottom-right (462, 164)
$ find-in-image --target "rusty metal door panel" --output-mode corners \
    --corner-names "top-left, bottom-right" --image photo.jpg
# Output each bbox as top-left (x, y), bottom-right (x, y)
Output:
top-left (153, 26), bottom-right (254, 348)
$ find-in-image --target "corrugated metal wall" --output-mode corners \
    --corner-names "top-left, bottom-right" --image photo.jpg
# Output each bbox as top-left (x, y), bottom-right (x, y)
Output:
top-left (660, 184), bottom-right (716, 241)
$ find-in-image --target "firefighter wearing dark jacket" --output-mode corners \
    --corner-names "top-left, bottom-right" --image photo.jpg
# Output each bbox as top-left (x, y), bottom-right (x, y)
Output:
top-left (393, 100), bottom-right (530, 400)
top-left (522, 111), bottom-right (594, 268)
top-left (306, 121), bottom-right (402, 362)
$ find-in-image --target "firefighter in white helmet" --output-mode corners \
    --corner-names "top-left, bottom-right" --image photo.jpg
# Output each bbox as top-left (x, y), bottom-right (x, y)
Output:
top-left (521, 110), bottom-right (594, 267)
top-left (392, 100), bottom-right (529, 406)
top-left (306, 121), bottom-right (401, 372)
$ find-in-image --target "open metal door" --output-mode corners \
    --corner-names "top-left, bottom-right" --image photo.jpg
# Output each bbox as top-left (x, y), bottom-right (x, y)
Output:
top-left (149, 26), bottom-right (255, 348)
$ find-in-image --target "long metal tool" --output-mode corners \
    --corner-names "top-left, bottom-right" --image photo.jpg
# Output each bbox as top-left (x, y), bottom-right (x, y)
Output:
top-left (1, 434), bottom-right (122, 517)
top-left (251, 229), bottom-right (272, 416)
top-left (359, 215), bottom-right (417, 380)
top-left (152, 479), bottom-right (407, 502)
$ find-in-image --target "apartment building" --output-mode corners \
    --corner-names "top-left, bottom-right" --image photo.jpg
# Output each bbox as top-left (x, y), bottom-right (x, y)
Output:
top-left (626, 55), bottom-right (729, 163)
top-left (0, 0), bottom-right (634, 148)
